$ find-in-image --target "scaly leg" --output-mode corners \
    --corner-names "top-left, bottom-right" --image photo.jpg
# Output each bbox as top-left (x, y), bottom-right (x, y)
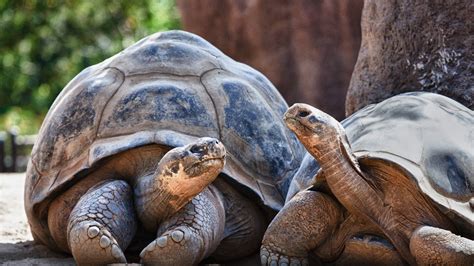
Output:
top-left (67, 180), bottom-right (137, 265)
top-left (140, 185), bottom-right (225, 265)
top-left (210, 178), bottom-right (267, 261)
top-left (410, 225), bottom-right (474, 265)
top-left (261, 190), bottom-right (343, 266)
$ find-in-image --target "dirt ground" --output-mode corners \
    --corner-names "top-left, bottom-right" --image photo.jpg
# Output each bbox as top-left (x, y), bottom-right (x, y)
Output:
top-left (0, 173), bottom-right (74, 265)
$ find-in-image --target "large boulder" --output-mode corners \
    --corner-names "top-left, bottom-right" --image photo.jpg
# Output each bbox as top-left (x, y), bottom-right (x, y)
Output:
top-left (177, 0), bottom-right (363, 120)
top-left (346, 0), bottom-right (473, 116)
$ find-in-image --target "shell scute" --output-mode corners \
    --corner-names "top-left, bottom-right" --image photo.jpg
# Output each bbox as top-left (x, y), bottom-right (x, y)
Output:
top-left (32, 67), bottom-right (124, 174)
top-left (220, 81), bottom-right (294, 179)
top-left (343, 92), bottom-right (473, 231)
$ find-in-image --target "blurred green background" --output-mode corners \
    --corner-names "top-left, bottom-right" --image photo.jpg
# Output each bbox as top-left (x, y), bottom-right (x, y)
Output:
top-left (0, 0), bottom-right (181, 134)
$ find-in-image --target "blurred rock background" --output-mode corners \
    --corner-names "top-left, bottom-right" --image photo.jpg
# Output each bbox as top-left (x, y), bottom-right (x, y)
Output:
top-left (346, 0), bottom-right (473, 116)
top-left (0, 0), bottom-right (364, 172)
top-left (178, 0), bottom-right (364, 120)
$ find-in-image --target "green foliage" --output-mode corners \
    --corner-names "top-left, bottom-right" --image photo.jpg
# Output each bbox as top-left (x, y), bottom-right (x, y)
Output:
top-left (0, 0), bottom-right (180, 134)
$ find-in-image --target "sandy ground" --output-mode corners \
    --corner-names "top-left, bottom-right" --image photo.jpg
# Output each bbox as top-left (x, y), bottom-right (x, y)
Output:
top-left (0, 173), bottom-right (74, 265)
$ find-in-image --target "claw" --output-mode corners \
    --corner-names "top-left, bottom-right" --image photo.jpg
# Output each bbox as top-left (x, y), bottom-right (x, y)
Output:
top-left (156, 236), bottom-right (168, 247)
top-left (171, 230), bottom-right (185, 243)
top-left (69, 221), bottom-right (126, 265)
top-left (99, 235), bottom-right (111, 248)
top-left (111, 244), bottom-right (123, 259)
top-left (87, 226), bottom-right (100, 238)
top-left (260, 245), bottom-right (308, 266)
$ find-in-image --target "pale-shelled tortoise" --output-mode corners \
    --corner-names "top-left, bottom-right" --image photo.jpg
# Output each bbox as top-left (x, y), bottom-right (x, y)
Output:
top-left (261, 92), bottom-right (473, 265)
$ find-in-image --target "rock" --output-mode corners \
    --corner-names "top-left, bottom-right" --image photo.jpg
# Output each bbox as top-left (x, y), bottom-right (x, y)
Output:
top-left (346, 0), bottom-right (473, 116)
top-left (177, 0), bottom-right (363, 120)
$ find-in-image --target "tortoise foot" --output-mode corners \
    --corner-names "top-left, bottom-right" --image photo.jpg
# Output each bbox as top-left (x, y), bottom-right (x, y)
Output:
top-left (261, 190), bottom-right (341, 266)
top-left (140, 226), bottom-right (202, 265)
top-left (141, 187), bottom-right (225, 265)
top-left (69, 221), bottom-right (126, 265)
top-left (67, 180), bottom-right (136, 265)
top-left (260, 245), bottom-right (308, 266)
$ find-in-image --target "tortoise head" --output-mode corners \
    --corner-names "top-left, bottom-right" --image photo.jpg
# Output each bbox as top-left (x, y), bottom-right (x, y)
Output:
top-left (157, 137), bottom-right (226, 179)
top-left (134, 137), bottom-right (226, 230)
top-left (284, 103), bottom-right (345, 158)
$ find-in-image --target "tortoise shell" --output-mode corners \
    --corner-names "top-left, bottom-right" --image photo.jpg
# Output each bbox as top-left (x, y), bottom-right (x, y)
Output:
top-left (25, 30), bottom-right (304, 247)
top-left (344, 92), bottom-right (473, 236)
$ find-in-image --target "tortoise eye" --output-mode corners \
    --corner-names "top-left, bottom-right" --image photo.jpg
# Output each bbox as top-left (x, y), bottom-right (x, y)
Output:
top-left (298, 111), bottom-right (310, 117)
top-left (190, 145), bottom-right (204, 154)
top-left (170, 164), bottom-right (180, 174)
top-left (308, 115), bottom-right (318, 123)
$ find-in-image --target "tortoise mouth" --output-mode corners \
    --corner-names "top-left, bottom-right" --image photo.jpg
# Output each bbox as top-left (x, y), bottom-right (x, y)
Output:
top-left (184, 156), bottom-right (225, 174)
top-left (284, 116), bottom-right (316, 135)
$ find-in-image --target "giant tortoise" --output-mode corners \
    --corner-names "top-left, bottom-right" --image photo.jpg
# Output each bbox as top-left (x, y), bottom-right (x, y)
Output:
top-left (24, 30), bottom-right (304, 265)
top-left (261, 92), bottom-right (473, 265)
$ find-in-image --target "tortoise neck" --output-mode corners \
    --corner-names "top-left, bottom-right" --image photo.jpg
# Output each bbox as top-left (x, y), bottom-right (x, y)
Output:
top-left (313, 136), bottom-right (385, 223)
top-left (314, 136), bottom-right (419, 264)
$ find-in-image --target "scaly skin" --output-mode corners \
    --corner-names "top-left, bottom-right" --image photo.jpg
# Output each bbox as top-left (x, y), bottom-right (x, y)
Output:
top-left (261, 190), bottom-right (343, 265)
top-left (67, 180), bottom-right (136, 265)
top-left (410, 226), bottom-right (474, 266)
top-left (211, 178), bottom-right (267, 261)
top-left (47, 144), bottom-right (169, 253)
top-left (308, 138), bottom-right (415, 260)
top-left (140, 186), bottom-right (224, 265)
top-left (141, 178), bottom-right (267, 265)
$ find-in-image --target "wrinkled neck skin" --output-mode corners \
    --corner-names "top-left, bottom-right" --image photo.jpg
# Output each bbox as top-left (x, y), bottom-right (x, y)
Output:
top-left (305, 133), bottom-right (415, 263)
top-left (134, 159), bottom-right (223, 232)
top-left (134, 168), bottom-right (191, 232)
top-left (305, 133), bottom-right (383, 219)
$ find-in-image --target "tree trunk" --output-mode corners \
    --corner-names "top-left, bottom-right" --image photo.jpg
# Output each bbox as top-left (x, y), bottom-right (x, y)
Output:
top-left (177, 0), bottom-right (363, 120)
top-left (346, 0), bottom-right (473, 116)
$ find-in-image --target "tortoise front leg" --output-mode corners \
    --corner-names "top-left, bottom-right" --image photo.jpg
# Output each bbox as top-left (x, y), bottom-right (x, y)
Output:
top-left (67, 180), bottom-right (137, 265)
top-left (261, 190), bottom-right (343, 265)
top-left (410, 226), bottom-right (474, 265)
top-left (140, 185), bottom-right (226, 265)
top-left (210, 178), bottom-right (267, 261)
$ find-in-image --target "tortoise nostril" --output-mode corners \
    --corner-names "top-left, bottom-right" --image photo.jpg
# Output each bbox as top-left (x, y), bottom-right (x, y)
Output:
top-left (190, 145), bottom-right (204, 154)
top-left (298, 110), bottom-right (310, 118)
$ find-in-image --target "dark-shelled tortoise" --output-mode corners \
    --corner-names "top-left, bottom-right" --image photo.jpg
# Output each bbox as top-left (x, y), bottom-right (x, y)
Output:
top-left (261, 92), bottom-right (473, 265)
top-left (24, 30), bottom-right (304, 265)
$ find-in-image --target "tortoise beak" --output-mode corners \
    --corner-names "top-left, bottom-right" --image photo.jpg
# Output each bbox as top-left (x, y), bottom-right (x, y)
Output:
top-left (285, 103), bottom-right (313, 120)
top-left (190, 137), bottom-right (226, 160)
top-left (284, 103), bottom-right (314, 131)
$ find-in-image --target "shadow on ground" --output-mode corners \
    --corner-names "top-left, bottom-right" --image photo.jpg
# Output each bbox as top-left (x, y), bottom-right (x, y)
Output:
top-left (0, 241), bottom-right (74, 265)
